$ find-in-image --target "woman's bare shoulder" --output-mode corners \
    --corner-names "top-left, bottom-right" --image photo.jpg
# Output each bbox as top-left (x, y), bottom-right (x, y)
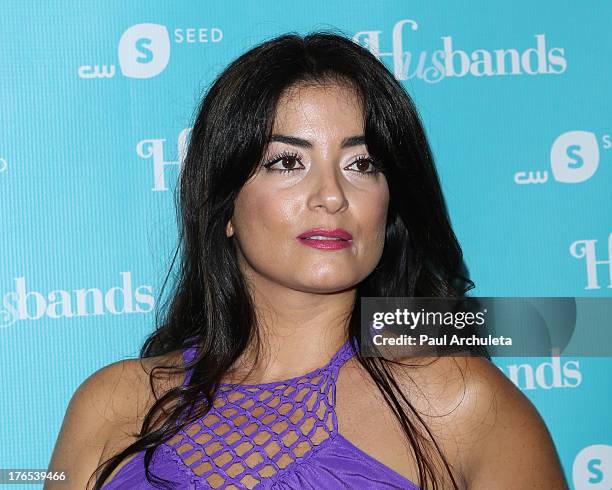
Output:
top-left (391, 355), bottom-right (568, 489)
top-left (72, 349), bottom-right (186, 424)
top-left (45, 349), bottom-right (186, 489)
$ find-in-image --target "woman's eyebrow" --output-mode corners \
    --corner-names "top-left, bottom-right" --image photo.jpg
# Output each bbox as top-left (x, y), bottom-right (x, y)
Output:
top-left (270, 134), bottom-right (365, 148)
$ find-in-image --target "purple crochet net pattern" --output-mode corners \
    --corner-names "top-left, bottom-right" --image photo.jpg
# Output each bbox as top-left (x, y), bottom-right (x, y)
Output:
top-left (164, 339), bottom-right (357, 489)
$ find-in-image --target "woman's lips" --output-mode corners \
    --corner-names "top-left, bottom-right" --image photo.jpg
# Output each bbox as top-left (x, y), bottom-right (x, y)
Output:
top-left (297, 228), bottom-right (353, 240)
top-left (297, 237), bottom-right (352, 250)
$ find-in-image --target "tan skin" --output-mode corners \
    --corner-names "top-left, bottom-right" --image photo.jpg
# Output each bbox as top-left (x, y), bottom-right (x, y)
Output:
top-left (46, 82), bottom-right (569, 489)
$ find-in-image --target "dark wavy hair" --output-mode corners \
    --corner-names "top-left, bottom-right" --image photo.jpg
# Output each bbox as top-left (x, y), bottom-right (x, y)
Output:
top-left (91, 30), bottom-right (484, 490)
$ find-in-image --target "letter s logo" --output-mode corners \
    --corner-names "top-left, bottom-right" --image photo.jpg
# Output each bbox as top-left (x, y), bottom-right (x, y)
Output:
top-left (550, 130), bottom-right (599, 183)
top-left (118, 23), bottom-right (170, 79)
top-left (135, 38), bottom-right (155, 63)
top-left (573, 444), bottom-right (612, 489)
top-left (566, 145), bottom-right (585, 169)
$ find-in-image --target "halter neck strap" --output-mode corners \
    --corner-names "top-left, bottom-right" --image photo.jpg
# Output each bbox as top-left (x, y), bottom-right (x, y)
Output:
top-left (181, 337), bottom-right (359, 386)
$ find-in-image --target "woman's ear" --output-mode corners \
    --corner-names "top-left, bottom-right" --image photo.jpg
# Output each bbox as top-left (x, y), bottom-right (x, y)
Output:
top-left (225, 220), bottom-right (234, 238)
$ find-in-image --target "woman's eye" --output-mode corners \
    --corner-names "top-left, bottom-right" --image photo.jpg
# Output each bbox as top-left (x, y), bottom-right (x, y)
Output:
top-left (347, 157), bottom-right (381, 176)
top-left (263, 153), bottom-right (303, 173)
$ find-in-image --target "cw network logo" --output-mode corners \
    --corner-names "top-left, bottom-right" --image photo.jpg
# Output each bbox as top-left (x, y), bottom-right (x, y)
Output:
top-left (0, 272), bottom-right (154, 328)
top-left (353, 19), bottom-right (567, 83)
top-left (136, 128), bottom-right (191, 191)
top-left (498, 352), bottom-right (582, 390)
top-left (573, 444), bottom-right (612, 490)
top-left (514, 130), bottom-right (611, 185)
top-left (78, 23), bottom-right (223, 79)
top-left (570, 232), bottom-right (612, 290)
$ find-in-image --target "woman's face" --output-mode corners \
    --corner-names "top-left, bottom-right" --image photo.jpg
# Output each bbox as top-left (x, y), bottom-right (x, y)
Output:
top-left (226, 82), bottom-right (389, 294)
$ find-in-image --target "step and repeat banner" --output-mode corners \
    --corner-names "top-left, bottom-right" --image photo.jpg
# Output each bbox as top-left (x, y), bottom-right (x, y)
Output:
top-left (0, 2), bottom-right (610, 488)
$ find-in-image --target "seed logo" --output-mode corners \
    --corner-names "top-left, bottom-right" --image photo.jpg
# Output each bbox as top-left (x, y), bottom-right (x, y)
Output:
top-left (573, 444), bottom-right (612, 490)
top-left (514, 130), bottom-right (611, 185)
top-left (117, 23), bottom-right (171, 79)
top-left (551, 131), bottom-right (601, 183)
top-left (78, 23), bottom-right (223, 79)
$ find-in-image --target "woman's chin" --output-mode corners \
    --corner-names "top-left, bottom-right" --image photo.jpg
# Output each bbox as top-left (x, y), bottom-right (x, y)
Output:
top-left (296, 277), bottom-right (359, 294)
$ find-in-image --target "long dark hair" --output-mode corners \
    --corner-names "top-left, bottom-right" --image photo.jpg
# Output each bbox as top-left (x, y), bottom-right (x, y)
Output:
top-left (91, 30), bottom-right (483, 490)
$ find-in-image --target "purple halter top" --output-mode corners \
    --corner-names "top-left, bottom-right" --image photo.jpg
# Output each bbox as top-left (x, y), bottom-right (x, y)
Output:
top-left (101, 339), bottom-right (420, 489)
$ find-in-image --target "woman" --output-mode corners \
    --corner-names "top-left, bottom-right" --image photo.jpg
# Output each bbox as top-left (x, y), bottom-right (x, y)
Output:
top-left (46, 31), bottom-right (568, 489)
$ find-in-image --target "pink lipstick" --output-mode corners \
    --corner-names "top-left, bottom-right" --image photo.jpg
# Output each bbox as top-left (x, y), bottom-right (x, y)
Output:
top-left (297, 228), bottom-right (353, 250)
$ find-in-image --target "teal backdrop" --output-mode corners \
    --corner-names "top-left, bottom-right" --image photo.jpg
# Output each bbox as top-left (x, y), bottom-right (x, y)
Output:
top-left (0, 2), bottom-right (610, 489)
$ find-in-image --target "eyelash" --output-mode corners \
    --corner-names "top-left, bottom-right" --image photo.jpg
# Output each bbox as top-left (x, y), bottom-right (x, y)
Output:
top-left (262, 150), bottom-right (382, 177)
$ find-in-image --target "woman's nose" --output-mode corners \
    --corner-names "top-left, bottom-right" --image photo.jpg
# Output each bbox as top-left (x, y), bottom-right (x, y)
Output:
top-left (307, 163), bottom-right (349, 213)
